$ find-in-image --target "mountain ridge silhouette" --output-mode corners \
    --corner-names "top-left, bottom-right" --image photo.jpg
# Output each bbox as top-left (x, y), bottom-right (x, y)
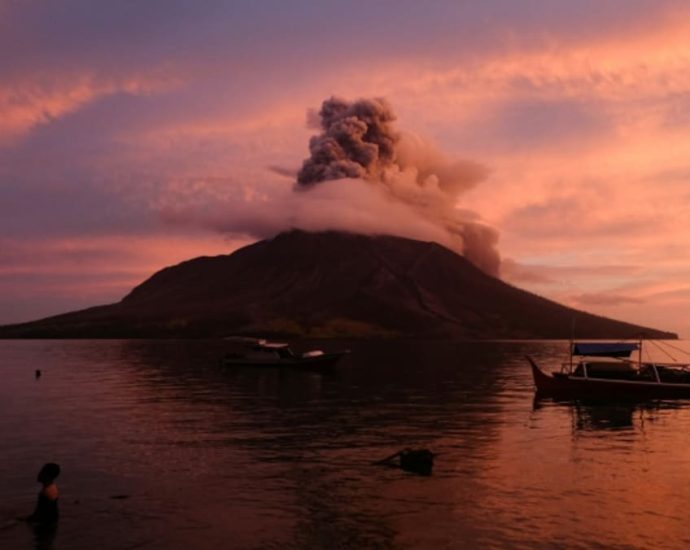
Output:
top-left (0, 230), bottom-right (677, 339)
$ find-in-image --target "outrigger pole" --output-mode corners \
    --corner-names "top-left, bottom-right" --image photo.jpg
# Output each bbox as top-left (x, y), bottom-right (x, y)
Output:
top-left (636, 332), bottom-right (645, 369)
top-left (569, 317), bottom-right (576, 371)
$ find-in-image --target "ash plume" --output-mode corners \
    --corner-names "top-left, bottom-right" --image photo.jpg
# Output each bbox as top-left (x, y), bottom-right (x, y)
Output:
top-left (295, 96), bottom-right (501, 276)
top-left (161, 96), bottom-right (502, 277)
top-left (297, 97), bottom-right (398, 185)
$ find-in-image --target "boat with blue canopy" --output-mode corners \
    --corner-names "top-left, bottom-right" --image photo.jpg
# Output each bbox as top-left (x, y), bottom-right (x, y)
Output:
top-left (527, 339), bottom-right (690, 398)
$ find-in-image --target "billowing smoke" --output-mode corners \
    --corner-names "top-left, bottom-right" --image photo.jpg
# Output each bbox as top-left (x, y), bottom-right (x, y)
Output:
top-left (295, 96), bottom-right (500, 275)
top-left (297, 97), bottom-right (398, 185)
top-left (161, 96), bottom-right (501, 277)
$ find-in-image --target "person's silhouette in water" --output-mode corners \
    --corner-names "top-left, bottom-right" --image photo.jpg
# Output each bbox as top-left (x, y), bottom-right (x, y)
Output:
top-left (28, 463), bottom-right (60, 524)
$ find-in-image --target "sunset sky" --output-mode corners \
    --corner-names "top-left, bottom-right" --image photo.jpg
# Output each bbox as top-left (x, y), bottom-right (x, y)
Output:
top-left (3, 0), bottom-right (690, 337)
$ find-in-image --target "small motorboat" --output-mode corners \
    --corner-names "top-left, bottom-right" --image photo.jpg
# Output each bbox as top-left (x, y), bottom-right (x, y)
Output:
top-left (221, 337), bottom-right (349, 369)
top-left (528, 341), bottom-right (690, 398)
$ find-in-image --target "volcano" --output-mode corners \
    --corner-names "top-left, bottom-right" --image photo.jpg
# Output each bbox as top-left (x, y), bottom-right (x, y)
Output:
top-left (0, 231), bottom-right (676, 339)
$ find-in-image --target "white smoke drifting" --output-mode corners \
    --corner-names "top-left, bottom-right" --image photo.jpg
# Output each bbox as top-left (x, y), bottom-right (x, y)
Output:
top-left (161, 96), bottom-right (501, 276)
top-left (295, 96), bottom-right (500, 275)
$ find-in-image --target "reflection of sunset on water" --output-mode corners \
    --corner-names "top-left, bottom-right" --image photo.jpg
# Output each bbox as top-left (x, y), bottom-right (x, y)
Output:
top-left (4, 340), bottom-right (690, 548)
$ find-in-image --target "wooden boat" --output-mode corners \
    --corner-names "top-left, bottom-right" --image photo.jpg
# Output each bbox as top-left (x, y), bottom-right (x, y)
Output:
top-left (221, 337), bottom-right (349, 369)
top-left (527, 341), bottom-right (690, 398)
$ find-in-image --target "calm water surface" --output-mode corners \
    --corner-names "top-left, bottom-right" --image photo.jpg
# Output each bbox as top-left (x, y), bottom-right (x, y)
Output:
top-left (2, 339), bottom-right (690, 549)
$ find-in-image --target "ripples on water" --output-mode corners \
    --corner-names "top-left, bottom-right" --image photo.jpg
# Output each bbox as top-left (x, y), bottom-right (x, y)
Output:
top-left (2, 339), bottom-right (690, 549)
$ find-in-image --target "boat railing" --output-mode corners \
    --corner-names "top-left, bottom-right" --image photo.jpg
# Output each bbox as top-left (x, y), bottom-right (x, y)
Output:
top-left (561, 358), bottom-right (645, 380)
top-left (562, 359), bottom-right (690, 383)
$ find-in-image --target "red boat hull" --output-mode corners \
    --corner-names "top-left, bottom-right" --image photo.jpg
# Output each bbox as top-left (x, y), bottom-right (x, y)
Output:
top-left (527, 356), bottom-right (690, 399)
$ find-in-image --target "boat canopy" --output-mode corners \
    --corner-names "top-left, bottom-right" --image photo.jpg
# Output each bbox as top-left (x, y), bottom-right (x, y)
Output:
top-left (257, 342), bottom-right (289, 349)
top-left (224, 337), bottom-right (290, 349)
top-left (572, 342), bottom-right (639, 358)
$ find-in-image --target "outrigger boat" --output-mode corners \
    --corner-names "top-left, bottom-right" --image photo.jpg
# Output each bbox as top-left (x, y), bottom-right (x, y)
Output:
top-left (221, 337), bottom-right (350, 369)
top-left (527, 341), bottom-right (690, 398)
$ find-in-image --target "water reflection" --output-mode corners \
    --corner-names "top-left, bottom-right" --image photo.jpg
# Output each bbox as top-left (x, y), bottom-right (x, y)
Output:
top-left (533, 395), bottom-right (687, 433)
top-left (30, 521), bottom-right (57, 550)
top-left (6, 340), bottom-right (690, 549)
top-left (111, 339), bottom-right (548, 549)
top-left (113, 339), bottom-right (513, 454)
top-left (109, 339), bottom-right (516, 548)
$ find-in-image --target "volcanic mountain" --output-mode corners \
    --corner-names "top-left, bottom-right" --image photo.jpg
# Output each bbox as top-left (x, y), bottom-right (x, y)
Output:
top-left (0, 231), bottom-right (676, 339)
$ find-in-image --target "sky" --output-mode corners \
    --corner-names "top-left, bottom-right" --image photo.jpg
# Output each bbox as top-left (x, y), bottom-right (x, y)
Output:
top-left (2, 0), bottom-right (690, 337)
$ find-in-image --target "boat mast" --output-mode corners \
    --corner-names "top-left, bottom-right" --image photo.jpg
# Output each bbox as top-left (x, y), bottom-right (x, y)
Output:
top-left (570, 317), bottom-right (575, 371)
top-left (638, 333), bottom-right (643, 369)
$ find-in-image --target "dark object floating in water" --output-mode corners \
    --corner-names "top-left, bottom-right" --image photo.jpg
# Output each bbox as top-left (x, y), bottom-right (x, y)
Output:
top-left (528, 339), bottom-right (690, 398)
top-left (109, 495), bottom-right (130, 500)
top-left (35, 369), bottom-right (41, 379)
top-left (374, 448), bottom-right (434, 476)
top-left (221, 337), bottom-right (349, 370)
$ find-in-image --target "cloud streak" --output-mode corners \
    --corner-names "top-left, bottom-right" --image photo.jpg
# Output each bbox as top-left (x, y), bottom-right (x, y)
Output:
top-left (0, 71), bottom-right (179, 142)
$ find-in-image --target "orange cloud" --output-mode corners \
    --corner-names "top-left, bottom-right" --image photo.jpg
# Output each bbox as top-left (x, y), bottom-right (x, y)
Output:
top-left (0, 71), bottom-right (179, 143)
top-left (0, 232), bottom-right (249, 323)
top-left (4, 1), bottom-right (690, 337)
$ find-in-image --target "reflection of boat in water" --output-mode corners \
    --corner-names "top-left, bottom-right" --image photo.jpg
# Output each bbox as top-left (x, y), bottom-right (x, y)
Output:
top-left (528, 341), bottom-right (690, 398)
top-left (532, 392), bottom-right (683, 432)
top-left (221, 337), bottom-right (350, 369)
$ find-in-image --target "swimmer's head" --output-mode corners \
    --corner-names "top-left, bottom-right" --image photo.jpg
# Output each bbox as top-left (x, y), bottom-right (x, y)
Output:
top-left (37, 463), bottom-right (60, 484)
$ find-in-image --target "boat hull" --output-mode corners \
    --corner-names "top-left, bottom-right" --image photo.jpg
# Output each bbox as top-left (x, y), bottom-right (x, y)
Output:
top-left (221, 351), bottom-right (348, 370)
top-left (527, 356), bottom-right (690, 399)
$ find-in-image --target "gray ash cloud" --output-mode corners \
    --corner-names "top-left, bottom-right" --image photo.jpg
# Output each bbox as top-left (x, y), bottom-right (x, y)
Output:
top-left (297, 97), bottom-right (399, 185)
top-left (163, 96), bottom-right (502, 277)
top-left (294, 96), bottom-right (501, 276)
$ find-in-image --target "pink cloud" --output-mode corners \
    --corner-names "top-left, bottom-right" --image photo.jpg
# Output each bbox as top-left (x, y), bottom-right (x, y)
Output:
top-left (2, 0), bottom-right (690, 339)
top-left (0, 233), bottom-right (248, 324)
top-left (501, 259), bottom-right (641, 286)
top-left (570, 292), bottom-right (645, 307)
top-left (0, 70), bottom-right (179, 143)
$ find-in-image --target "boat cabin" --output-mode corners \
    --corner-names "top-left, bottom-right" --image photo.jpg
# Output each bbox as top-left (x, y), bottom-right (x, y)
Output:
top-left (250, 342), bottom-right (297, 360)
top-left (571, 361), bottom-right (637, 380)
top-left (221, 336), bottom-right (344, 369)
top-left (563, 343), bottom-right (640, 378)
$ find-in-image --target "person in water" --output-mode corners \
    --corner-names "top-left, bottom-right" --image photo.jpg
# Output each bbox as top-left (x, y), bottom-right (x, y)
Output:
top-left (28, 463), bottom-right (60, 524)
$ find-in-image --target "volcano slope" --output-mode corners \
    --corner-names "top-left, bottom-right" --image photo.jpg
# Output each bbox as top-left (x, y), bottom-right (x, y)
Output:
top-left (0, 230), bottom-right (676, 339)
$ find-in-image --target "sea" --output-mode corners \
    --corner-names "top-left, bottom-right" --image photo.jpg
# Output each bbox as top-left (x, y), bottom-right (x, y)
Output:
top-left (2, 338), bottom-right (690, 549)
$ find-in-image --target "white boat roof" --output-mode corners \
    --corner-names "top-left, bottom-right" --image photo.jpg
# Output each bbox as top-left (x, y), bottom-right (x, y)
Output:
top-left (257, 342), bottom-right (289, 349)
top-left (224, 336), bottom-right (261, 343)
top-left (224, 336), bottom-right (289, 349)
